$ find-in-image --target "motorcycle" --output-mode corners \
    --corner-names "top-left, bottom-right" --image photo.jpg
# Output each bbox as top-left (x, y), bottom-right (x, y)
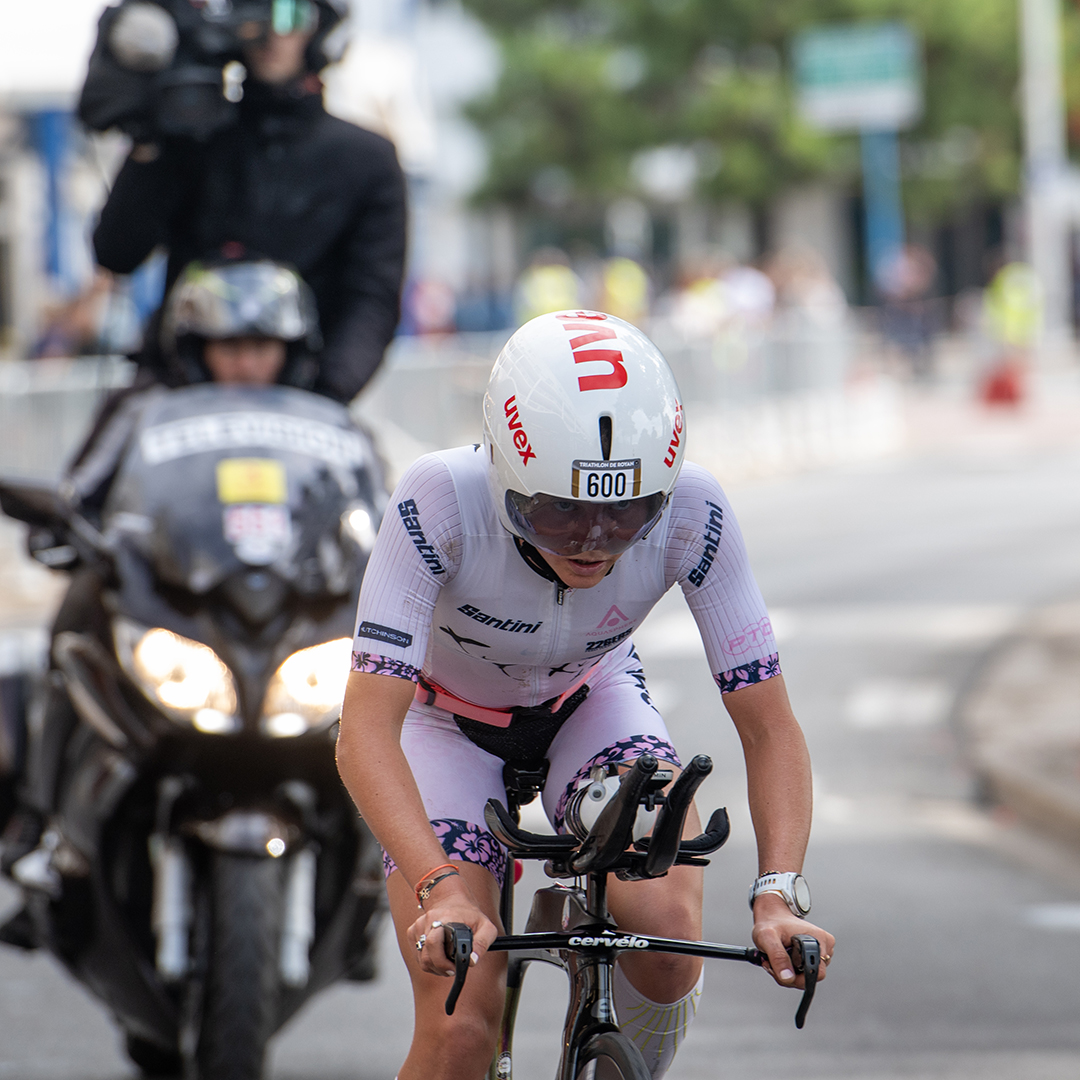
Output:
top-left (0, 383), bottom-right (387, 1079)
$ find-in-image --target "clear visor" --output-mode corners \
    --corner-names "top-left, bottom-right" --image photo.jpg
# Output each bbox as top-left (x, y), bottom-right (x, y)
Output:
top-left (171, 262), bottom-right (314, 343)
top-left (506, 490), bottom-right (668, 557)
top-left (225, 0), bottom-right (318, 35)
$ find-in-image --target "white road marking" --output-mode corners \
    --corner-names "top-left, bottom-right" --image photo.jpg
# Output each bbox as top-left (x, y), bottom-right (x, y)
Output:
top-left (1023, 904), bottom-right (1080, 931)
top-left (844, 678), bottom-right (952, 730)
top-left (633, 603), bottom-right (1022, 659)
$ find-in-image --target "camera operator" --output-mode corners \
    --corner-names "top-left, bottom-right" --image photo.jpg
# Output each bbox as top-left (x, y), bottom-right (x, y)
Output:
top-left (92, 0), bottom-right (407, 404)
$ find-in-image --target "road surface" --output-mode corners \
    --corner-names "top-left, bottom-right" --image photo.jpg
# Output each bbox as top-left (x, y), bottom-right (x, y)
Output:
top-left (3, 393), bottom-right (1080, 1079)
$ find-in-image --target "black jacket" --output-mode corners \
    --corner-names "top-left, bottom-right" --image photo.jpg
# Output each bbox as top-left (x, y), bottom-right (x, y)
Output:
top-left (94, 79), bottom-right (407, 403)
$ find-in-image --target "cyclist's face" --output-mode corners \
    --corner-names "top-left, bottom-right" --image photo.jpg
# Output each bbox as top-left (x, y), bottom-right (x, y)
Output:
top-left (242, 29), bottom-right (312, 85)
top-left (204, 336), bottom-right (286, 384)
top-left (537, 548), bottom-right (622, 589)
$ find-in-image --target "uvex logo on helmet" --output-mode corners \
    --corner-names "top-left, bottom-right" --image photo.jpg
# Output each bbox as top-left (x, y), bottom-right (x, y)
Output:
top-left (664, 401), bottom-right (684, 468)
top-left (504, 396), bottom-right (536, 465)
top-left (558, 313), bottom-right (627, 392)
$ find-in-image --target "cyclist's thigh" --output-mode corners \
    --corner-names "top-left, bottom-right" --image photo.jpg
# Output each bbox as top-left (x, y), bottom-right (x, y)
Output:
top-left (542, 647), bottom-right (682, 832)
top-left (395, 704), bottom-right (509, 885)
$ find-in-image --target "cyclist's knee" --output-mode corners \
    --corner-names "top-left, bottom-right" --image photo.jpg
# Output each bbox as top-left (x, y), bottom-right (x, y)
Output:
top-left (621, 950), bottom-right (703, 1004)
top-left (419, 997), bottom-right (502, 1074)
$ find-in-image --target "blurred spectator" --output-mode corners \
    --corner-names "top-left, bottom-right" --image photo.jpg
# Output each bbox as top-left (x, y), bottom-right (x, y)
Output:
top-left (767, 246), bottom-right (847, 327)
top-left (514, 247), bottom-right (583, 324)
top-left (721, 262), bottom-right (775, 328)
top-left (598, 256), bottom-right (650, 326)
top-left (399, 278), bottom-right (457, 336)
top-left (979, 260), bottom-right (1041, 406)
top-left (659, 254), bottom-right (729, 341)
top-left (32, 271), bottom-right (142, 359)
top-left (878, 243), bottom-right (940, 379)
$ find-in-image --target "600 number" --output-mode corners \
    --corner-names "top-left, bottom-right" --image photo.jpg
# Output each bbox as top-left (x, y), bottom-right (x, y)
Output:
top-left (586, 472), bottom-right (627, 498)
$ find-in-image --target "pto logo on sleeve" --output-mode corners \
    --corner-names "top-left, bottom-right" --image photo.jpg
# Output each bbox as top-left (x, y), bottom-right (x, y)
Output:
top-left (571, 459), bottom-right (641, 499)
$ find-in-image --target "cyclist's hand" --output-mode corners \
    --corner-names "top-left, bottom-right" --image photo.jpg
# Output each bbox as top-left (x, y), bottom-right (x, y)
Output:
top-left (408, 885), bottom-right (499, 977)
top-left (751, 893), bottom-right (834, 989)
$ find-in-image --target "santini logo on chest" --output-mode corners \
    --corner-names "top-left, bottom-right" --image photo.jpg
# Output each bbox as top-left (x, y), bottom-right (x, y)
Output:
top-left (504, 396), bottom-right (536, 465)
top-left (558, 314), bottom-right (627, 392)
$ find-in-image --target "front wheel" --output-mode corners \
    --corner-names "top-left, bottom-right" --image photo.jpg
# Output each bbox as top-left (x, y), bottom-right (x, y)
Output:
top-left (574, 1031), bottom-right (651, 1080)
top-left (194, 853), bottom-right (284, 1080)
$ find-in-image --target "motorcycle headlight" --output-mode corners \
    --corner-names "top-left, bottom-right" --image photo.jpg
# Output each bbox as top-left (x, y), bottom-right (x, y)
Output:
top-left (341, 504), bottom-right (377, 553)
top-left (261, 637), bottom-right (351, 737)
top-left (114, 619), bottom-right (241, 734)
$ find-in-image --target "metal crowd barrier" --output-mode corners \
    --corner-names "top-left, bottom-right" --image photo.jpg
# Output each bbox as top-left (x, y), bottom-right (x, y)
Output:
top-left (0, 322), bottom-right (877, 486)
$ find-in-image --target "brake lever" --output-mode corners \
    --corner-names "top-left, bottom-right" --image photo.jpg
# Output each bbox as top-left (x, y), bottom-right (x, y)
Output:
top-left (442, 922), bottom-right (473, 1016)
top-left (789, 934), bottom-right (820, 1029)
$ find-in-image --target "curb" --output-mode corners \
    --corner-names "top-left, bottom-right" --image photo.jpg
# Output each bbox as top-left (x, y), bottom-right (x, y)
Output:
top-left (959, 603), bottom-right (1080, 848)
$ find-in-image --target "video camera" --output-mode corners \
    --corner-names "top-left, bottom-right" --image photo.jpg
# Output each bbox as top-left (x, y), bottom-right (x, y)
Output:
top-left (78, 0), bottom-right (346, 143)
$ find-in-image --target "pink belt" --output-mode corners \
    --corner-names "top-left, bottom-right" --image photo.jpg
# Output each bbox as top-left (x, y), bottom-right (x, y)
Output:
top-left (414, 660), bottom-right (600, 728)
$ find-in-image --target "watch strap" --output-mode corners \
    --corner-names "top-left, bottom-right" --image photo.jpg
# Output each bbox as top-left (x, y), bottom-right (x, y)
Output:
top-left (748, 871), bottom-right (811, 917)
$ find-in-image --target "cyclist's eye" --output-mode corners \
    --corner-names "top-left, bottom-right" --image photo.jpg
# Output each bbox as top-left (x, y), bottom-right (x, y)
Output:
top-left (552, 501), bottom-right (576, 513)
top-left (612, 501), bottom-right (633, 511)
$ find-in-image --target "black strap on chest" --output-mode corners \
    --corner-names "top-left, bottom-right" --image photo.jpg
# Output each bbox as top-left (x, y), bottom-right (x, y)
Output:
top-left (452, 683), bottom-right (590, 780)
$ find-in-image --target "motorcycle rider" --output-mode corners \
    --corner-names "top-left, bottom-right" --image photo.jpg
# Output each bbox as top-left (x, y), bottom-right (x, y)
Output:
top-left (0, 259), bottom-right (328, 922)
top-left (93, 0), bottom-right (406, 404)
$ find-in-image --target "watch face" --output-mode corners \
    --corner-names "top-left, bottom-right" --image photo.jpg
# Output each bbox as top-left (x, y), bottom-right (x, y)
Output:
top-left (794, 875), bottom-right (811, 914)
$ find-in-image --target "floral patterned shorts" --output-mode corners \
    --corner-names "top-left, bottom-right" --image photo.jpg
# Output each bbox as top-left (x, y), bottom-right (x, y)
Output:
top-left (382, 648), bottom-right (681, 887)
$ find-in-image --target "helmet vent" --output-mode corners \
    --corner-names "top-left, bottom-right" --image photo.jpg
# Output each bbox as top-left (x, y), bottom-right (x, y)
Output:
top-left (598, 415), bottom-right (613, 462)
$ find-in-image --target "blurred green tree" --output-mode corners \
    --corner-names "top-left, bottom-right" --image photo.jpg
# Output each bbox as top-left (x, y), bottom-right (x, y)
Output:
top-left (461, 0), bottom-right (1043, 227)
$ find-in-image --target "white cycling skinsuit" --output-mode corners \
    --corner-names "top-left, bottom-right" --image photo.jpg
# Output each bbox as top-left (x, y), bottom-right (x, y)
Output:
top-left (351, 443), bottom-right (779, 884)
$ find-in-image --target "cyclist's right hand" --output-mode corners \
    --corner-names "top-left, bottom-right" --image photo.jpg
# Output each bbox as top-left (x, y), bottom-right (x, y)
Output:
top-left (408, 883), bottom-right (499, 977)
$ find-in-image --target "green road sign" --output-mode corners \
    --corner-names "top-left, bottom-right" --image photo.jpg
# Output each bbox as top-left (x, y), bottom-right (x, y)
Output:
top-left (793, 22), bottom-right (922, 132)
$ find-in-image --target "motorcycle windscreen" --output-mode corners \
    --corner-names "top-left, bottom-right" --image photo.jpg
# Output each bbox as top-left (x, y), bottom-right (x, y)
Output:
top-left (103, 384), bottom-right (379, 596)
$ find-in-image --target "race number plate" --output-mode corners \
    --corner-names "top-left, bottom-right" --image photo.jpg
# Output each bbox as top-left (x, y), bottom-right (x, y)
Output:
top-left (570, 458), bottom-right (642, 499)
top-left (222, 504), bottom-right (292, 565)
top-left (216, 458), bottom-right (287, 505)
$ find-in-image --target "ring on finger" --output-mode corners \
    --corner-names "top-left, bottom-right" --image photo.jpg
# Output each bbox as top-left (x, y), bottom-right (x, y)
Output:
top-left (415, 934), bottom-right (427, 952)
top-left (430, 920), bottom-right (443, 929)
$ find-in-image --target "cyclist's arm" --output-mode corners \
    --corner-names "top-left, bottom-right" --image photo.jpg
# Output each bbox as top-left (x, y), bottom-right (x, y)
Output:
top-left (723, 675), bottom-right (811, 877)
top-left (336, 672), bottom-right (500, 973)
top-left (337, 450), bottom-right (498, 971)
top-left (665, 466), bottom-right (834, 982)
top-left (724, 676), bottom-right (834, 985)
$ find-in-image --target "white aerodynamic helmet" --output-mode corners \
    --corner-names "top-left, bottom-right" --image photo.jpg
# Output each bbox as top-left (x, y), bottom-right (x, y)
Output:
top-left (482, 310), bottom-right (685, 556)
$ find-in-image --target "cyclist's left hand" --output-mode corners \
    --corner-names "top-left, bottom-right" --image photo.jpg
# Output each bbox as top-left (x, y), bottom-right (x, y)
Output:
top-left (751, 892), bottom-right (834, 989)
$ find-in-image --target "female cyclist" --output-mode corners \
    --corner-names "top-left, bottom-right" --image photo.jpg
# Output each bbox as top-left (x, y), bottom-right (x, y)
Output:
top-left (337, 311), bottom-right (835, 1080)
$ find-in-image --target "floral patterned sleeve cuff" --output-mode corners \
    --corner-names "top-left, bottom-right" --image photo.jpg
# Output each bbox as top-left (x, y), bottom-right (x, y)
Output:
top-left (714, 653), bottom-right (781, 695)
top-left (351, 651), bottom-right (422, 683)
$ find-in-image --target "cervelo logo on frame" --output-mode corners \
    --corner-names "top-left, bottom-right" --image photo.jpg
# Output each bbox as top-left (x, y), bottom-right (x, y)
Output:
top-left (558, 312), bottom-right (627, 393)
top-left (503, 396), bottom-right (536, 465)
top-left (567, 933), bottom-right (649, 949)
top-left (664, 401), bottom-right (684, 468)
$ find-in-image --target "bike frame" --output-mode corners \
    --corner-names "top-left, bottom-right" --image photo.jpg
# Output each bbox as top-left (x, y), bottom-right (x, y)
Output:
top-left (485, 860), bottom-right (763, 1080)
top-left (439, 754), bottom-right (819, 1080)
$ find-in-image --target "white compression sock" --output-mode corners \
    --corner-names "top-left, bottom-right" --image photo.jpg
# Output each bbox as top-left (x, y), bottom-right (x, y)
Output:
top-left (612, 963), bottom-right (704, 1080)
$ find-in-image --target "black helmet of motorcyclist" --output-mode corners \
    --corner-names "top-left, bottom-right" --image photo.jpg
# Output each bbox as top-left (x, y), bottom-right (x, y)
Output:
top-left (160, 257), bottom-right (322, 388)
top-left (224, 0), bottom-right (349, 73)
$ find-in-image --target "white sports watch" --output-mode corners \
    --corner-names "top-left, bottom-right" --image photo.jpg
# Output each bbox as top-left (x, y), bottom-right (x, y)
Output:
top-left (748, 872), bottom-right (811, 917)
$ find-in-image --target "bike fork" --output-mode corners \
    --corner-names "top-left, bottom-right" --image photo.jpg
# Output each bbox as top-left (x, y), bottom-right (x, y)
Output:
top-left (488, 956), bottom-right (527, 1080)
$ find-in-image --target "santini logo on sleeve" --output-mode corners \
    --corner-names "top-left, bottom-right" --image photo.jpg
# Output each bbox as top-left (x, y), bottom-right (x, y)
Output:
top-left (398, 499), bottom-right (446, 576)
top-left (356, 622), bottom-right (414, 649)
